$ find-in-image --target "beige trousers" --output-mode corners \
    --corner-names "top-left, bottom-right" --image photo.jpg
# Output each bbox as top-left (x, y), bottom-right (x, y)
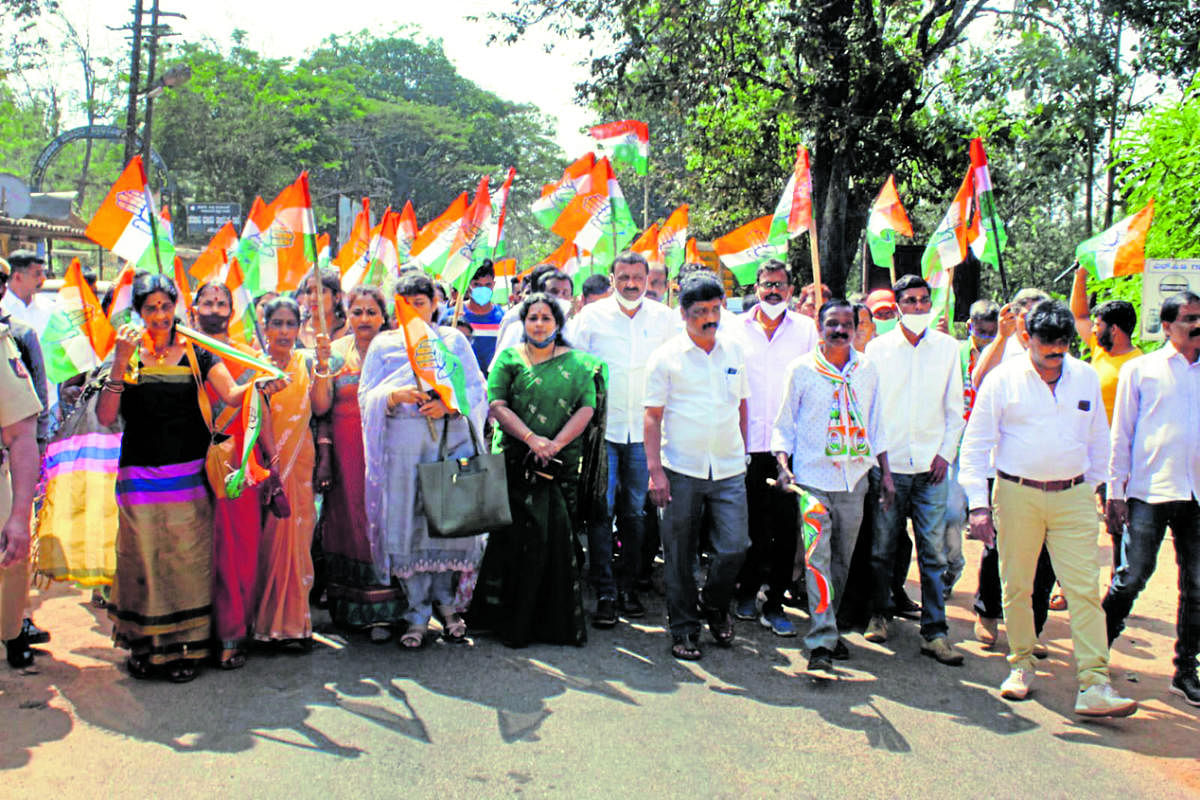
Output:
top-left (993, 478), bottom-right (1109, 686)
top-left (0, 460), bottom-right (30, 642)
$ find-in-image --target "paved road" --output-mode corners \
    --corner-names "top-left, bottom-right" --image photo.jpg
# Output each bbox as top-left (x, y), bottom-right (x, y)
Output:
top-left (3, 536), bottom-right (1198, 798)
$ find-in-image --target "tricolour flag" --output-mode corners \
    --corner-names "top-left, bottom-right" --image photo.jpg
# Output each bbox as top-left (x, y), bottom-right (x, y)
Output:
top-left (393, 295), bottom-right (471, 416)
top-left (532, 153), bottom-right (595, 230)
top-left (658, 204), bottom-right (688, 272)
top-left (137, 204), bottom-right (176, 273)
top-left (40, 259), bottom-right (116, 383)
top-left (714, 215), bottom-right (786, 285)
top-left (236, 195), bottom-right (271, 277)
top-left (252, 173), bottom-right (318, 294)
top-left (225, 258), bottom-right (260, 348)
top-left (968, 138), bottom-right (1006, 270)
top-left (768, 145), bottom-right (813, 245)
top-left (920, 167), bottom-right (977, 279)
top-left (397, 201), bottom-right (418, 263)
top-left (866, 175), bottom-right (913, 271)
top-left (346, 207), bottom-right (399, 290)
top-left (485, 167), bottom-right (517, 260)
top-left (316, 232), bottom-right (331, 267)
top-left (1076, 200), bottom-right (1155, 280)
top-left (189, 221), bottom-right (240, 284)
top-left (85, 156), bottom-right (171, 271)
top-left (588, 120), bottom-right (649, 176)
top-left (173, 256), bottom-right (194, 318)
top-left (411, 193), bottom-right (468, 276)
top-left (444, 176), bottom-right (493, 291)
top-left (631, 223), bottom-right (661, 268)
top-left (334, 197), bottom-right (371, 278)
top-left (551, 157), bottom-right (637, 268)
top-left (176, 324), bottom-right (285, 380)
top-left (685, 237), bottom-right (702, 266)
top-left (107, 264), bottom-right (136, 327)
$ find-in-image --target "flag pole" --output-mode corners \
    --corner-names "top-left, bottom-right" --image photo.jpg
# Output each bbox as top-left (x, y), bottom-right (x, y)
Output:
top-left (642, 158), bottom-right (649, 230)
top-left (807, 217), bottom-right (823, 309)
top-left (988, 214), bottom-right (1009, 297)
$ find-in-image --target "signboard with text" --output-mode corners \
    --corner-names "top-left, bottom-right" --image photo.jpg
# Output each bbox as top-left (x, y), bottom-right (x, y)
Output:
top-left (186, 202), bottom-right (241, 239)
top-left (1141, 258), bottom-right (1200, 340)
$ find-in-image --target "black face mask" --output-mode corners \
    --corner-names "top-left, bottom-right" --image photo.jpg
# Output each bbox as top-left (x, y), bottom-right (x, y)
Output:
top-left (196, 312), bottom-right (230, 335)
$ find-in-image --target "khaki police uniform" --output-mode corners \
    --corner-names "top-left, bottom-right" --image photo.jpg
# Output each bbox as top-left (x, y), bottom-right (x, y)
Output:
top-left (0, 320), bottom-right (43, 642)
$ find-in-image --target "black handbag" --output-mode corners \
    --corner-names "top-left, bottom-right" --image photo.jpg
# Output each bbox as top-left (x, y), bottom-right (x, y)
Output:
top-left (417, 417), bottom-right (512, 538)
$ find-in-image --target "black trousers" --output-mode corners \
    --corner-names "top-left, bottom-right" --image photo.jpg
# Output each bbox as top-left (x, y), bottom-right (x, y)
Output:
top-left (735, 453), bottom-right (798, 610)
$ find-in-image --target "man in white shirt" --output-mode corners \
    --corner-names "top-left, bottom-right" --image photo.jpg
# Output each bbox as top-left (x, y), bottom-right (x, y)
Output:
top-left (728, 259), bottom-right (817, 636)
top-left (1103, 291), bottom-right (1200, 706)
top-left (962, 299), bottom-right (1136, 716)
top-left (772, 298), bottom-right (894, 673)
top-left (573, 252), bottom-right (679, 626)
top-left (0, 250), bottom-right (54, 338)
top-left (492, 267), bottom-right (575, 369)
top-left (645, 273), bottom-right (749, 661)
top-left (863, 275), bottom-right (965, 665)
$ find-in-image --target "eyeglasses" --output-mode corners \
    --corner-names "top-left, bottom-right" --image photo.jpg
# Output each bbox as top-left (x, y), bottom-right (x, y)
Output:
top-left (758, 281), bottom-right (787, 290)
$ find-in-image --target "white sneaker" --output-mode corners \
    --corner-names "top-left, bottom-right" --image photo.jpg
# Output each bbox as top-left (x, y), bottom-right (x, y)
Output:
top-left (1074, 683), bottom-right (1138, 718)
top-left (999, 668), bottom-right (1036, 700)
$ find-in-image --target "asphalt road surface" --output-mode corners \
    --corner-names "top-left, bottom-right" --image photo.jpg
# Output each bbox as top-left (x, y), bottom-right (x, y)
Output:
top-left (3, 536), bottom-right (1198, 798)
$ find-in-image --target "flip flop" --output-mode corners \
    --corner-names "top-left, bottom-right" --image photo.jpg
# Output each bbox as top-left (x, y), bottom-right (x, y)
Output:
top-left (671, 633), bottom-right (702, 661)
top-left (166, 661), bottom-right (198, 683)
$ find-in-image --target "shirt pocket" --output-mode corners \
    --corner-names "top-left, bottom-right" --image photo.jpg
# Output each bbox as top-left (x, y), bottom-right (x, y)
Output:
top-left (723, 367), bottom-right (744, 403)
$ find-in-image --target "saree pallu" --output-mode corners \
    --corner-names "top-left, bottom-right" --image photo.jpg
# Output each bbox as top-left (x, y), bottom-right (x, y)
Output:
top-left (212, 488), bottom-right (261, 642)
top-left (322, 357), bottom-right (404, 629)
top-left (108, 458), bottom-right (214, 664)
top-left (255, 350), bottom-right (316, 641)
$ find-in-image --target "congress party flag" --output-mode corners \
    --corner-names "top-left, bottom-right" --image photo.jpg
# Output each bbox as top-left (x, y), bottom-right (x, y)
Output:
top-left (658, 204), bottom-right (689, 272)
top-left (588, 120), bottom-right (649, 176)
top-left (397, 201), bottom-right (418, 263)
top-left (486, 167), bottom-right (517, 259)
top-left (685, 237), bottom-right (702, 266)
top-left (334, 197), bottom-right (371, 277)
top-left (768, 146), bottom-right (813, 245)
top-left (551, 157), bottom-right (637, 268)
top-left (107, 263), bottom-right (136, 327)
top-left (173, 255), bottom-right (194, 318)
top-left (411, 193), bottom-right (468, 276)
top-left (225, 258), bottom-right (260, 348)
top-left (189, 221), bottom-right (240, 284)
top-left (393, 295), bottom-right (471, 416)
top-left (251, 173), bottom-right (318, 294)
top-left (444, 176), bottom-right (493, 291)
top-left (921, 167), bottom-right (977, 279)
top-left (866, 175), bottom-right (913, 271)
top-left (236, 195), bottom-right (271, 276)
top-left (85, 155), bottom-right (170, 272)
top-left (631, 223), bottom-right (661, 267)
top-left (715, 215), bottom-right (786, 285)
top-left (532, 153), bottom-right (595, 230)
top-left (176, 324), bottom-right (285, 380)
top-left (138, 204), bottom-right (177, 273)
top-left (346, 207), bottom-right (400, 291)
top-left (40, 259), bottom-right (116, 383)
top-left (968, 138), bottom-right (1007, 270)
top-left (1076, 200), bottom-right (1155, 280)
top-left (316, 232), bottom-right (331, 267)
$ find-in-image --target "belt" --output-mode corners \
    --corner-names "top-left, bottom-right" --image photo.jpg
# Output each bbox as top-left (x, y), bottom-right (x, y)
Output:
top-left (997, 470), bottom-right (1084, 492)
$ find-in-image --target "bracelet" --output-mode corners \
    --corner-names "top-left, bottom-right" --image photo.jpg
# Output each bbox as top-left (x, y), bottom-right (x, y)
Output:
top-left (313, 368), bottom-right (331, 379)
top-left (522, 430), bottom-right (534, 443)
top-left (103, 380), bottom-right (125, 394)
top-left (316, 437), bottom-right (333, 446)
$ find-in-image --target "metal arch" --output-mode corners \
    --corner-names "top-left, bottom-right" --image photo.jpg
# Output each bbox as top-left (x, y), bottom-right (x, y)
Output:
top-left (30, 124), bottom-right (171, 193)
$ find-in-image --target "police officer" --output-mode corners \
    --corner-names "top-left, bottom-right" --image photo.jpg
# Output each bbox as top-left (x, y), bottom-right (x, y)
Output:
top-left (0, 306), bottom-right (44, 668)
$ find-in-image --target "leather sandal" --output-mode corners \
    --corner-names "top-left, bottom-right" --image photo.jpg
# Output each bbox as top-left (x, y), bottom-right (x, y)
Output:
top-left (671, 632), bottom-right (702, 661)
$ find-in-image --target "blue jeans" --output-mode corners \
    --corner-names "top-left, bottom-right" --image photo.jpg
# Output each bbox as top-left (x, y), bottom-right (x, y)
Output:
top-left (587, 441), bottom-right (649, 599)
top-left (870, 468), bottom-right (949, 640)
top-left (942, 460), bottom-right (968, 592)
top-left (1104, 498), bottom-right (1200, 677)
top-left (659, 469), bottom-right (749, 638)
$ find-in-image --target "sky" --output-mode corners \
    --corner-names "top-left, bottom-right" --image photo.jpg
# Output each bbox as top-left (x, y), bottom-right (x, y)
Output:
top-left (45, 0), bottom-right (600, 157)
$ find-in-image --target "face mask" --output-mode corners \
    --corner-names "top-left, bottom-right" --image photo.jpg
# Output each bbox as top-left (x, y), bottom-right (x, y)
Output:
top-left (196, 313), bottom-right (230, 336)
top-left (523, 330), bottom-right (557, 348)
top-left (614, 291), bottom-right (644, 311)
top-left (900, 311), bottom-right (934, 334)
top-left (874, 317), bottom-right (898, 335)
top-left (758, 299), bottom-right (788, 320)
top-left (470, 286), bottom-right (493, 305)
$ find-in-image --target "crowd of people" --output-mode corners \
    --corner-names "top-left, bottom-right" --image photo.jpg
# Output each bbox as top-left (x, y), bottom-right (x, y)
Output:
top-left (0, 246), bottom-right (1197, 722)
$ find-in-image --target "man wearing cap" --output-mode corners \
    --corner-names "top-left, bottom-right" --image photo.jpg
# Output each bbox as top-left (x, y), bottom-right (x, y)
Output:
top-left (865, 289), bottom-right (900, 336)
top-left (0, 308), bottom-right (45, 668)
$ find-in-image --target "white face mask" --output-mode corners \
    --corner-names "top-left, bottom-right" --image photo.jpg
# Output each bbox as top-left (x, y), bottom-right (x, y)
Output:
top-left (614, 291), bottom-right (644, 311)
top-left (757, 299), bottom-right (788, 320)
top-left (900, 311), bottom-right (934, 334)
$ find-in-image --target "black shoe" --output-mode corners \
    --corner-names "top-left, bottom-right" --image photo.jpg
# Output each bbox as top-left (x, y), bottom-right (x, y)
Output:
top-left (616, 590), bottom-right (645, 618)
top-left (832, 638), bottom-right (850, 661)
top-left (806, 647), bottom-right (835, 674)
top-left (1170, 673), bottom-right (1200, 707)
top-left (894, 594), bottom-right (922, 620)
top-left (5, 632), bottom-right (34, 669)
top-left (592, 597), bottom-right (618, 629)
top-left (22, 618), bottom-right (50, 645)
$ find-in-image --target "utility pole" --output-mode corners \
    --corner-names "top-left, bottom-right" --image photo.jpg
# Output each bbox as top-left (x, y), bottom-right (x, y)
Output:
top-left (140, 0), bottom-right (162, 171)
top-left (118, 0), bottom-right (145, 166)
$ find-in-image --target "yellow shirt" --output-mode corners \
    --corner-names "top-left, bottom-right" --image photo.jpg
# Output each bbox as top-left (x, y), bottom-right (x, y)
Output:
top-left (0, 323), bottom-right (42, 429)
top-left (1089, 333), bottom-right (1142, 424)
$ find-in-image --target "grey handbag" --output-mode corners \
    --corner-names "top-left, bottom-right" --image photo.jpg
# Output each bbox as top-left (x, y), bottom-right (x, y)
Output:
top-left (417, 417), bottom-right (512, 537)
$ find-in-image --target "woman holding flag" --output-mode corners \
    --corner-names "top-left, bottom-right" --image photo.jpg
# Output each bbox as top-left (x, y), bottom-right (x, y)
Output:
top-left (255, 296), bottom-right (334, 648)
top-left (321, 286), bottom-right (406, 640)
top-left (298, 267), bottom-right (350, 348)
top-left (96, 274), bottom-right (279, 683)
top-left (358, 273), bottom-right (488, 649)
top-left (468, 292), bottom-right (602, 648)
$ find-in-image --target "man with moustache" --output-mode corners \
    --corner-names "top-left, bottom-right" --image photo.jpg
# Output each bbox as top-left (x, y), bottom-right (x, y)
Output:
top-left (645, 273), bottom-right (749, 660)
top-left (863, 275), bottom-right (965, 665)
top-left (962, 300), bottom-right (1136, 716)
top-left (729, 260), bottom-right (818, 636)
top-left (1103, 292), bottom-right (1200, 706)
top-left (646, 264), bottom-right (668, 303)
top-left (572, 252), bottom-right (678, 626)
top-left (772, 299), bottom-right (894, 672)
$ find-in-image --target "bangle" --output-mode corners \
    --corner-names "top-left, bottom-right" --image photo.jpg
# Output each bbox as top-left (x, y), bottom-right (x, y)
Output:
top-left (103, 380), bottom-right (125, 394)
top-left (313, 368), bottom-right (331, 379)
top-left (316, 437), bottom-right (333, 446)
top-left (522, 430), bottom-right (534, 443)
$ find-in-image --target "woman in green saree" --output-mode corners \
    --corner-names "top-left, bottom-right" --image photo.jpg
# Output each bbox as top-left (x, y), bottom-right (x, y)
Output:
top-left (469, 293), bottom-right (604, 647)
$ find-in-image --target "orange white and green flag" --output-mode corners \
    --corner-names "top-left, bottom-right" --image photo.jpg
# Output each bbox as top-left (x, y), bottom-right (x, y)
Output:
top-left (444, 175), bottom-right (493, 291)
top-left (393, 295), bottom-right (471, 415)
top-left (107, 263), bottom-right (136, 327)
top-left (189, 220), bottom-right (240, 284)
top-left (225, 257), bottom-right (260, 348)
top-left (173, 255), bottom-right (194, 317)
top-left (334, 197), bottom-right (371, 277)
top-left (551, 157), bottom-right (636, 268)
top-left (236, 195), bottom-right (271, 277)
top-left (40, 258), bottom-right (116, 383)
top-left (411, 193), bottom-right (468, 276)
top-left (631, 223), bottom-right (661, 267)
top-left (252, 172), bottom-right (318, 294)
top-left (588, 120), bottom-right (649, 176)
top-left (866, 174), bottom-right (913, 271)
top-left (685, 237), bottom-right (702, 266)
top-left (921, 167), bottom-right (977, 278)
top-left (85, 155), bottom-right (171, 272)
top-left (397, 201), bottom-right (418, 263)
top-left (532, 153), bottom-right (595, 229)
top-left (768, 145), bottom-right (813, 245)
top-left (658, 204), bottom-right (689, 272)
top-left (715, 215), bottom-right (786, 285)
top-left (1076, 200), bottom-right (1155, 280)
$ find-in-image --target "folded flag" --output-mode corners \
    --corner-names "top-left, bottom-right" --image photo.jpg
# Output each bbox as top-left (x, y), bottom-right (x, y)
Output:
top-left (866, 174), bottom-right (913, 271)
top-left (236, 195), bottom-right (271, 277)
top-left (658, 204), bottom-right (689, 272)
top-left (685, 237), bottom-right (702, 266)
top-left (176, 324), bottom-right (285, 380)
top-left (335, 197), bottom-right (372, 282)
top-left (715, 215), bottom-right (786, 285)
top-left (485, 167), bottom-right (517, 260)
top-left (40, 259), bottom-right (116, 383)
top-left (588, 120), bottom-right (650, 176)
top-left (768, 146), bottom-right (813, 245)
top-left (225, 258), bottom-right (260, 348)
top-left (107, 263), bottom-right (136, 327)
top-left (443, 175), bottom-right (493, 291)
top-left (631, 223), bottom-right (661, 267)
top-left (393, 295), bottom-right (471, 416)
top-left (397, 201), bottom-right (418, 263)
top-left (1076, 200), bottom-right (1155, 280)
top-left (968, 138), bottom-right (1007, 270)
